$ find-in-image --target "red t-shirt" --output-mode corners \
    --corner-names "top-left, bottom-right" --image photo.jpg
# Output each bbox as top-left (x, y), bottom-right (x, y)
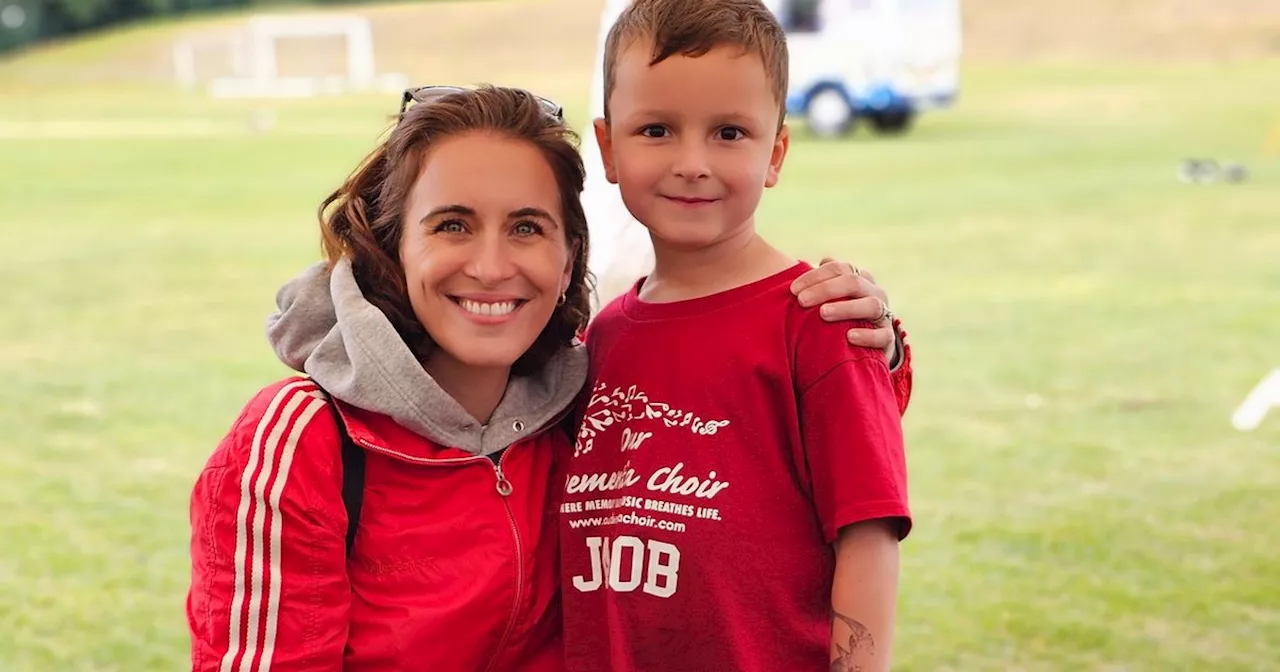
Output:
top-left (558, 263), bottom-right (911, 671)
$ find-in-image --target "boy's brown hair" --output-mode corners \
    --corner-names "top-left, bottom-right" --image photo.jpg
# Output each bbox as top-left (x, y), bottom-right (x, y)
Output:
top-left (602, 0), bottom-right (790, 128)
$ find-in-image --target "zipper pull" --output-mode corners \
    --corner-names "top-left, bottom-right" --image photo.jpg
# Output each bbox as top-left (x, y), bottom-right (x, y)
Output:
top-left (494, 464), bottom-right (513, 496)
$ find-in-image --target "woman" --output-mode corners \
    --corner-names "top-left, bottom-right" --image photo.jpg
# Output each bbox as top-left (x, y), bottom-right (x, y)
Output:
top-left (188, 85), bottom-right (590, 671)
top-left (187, 85), bottom-right (910, 671)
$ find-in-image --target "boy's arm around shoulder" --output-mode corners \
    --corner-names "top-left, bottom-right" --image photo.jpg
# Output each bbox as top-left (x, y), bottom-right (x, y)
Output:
top-left (188, 379), bottom-right (351, 672)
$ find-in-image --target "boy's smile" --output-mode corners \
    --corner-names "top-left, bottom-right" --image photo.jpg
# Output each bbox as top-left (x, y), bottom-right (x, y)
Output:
top-left (594, 41), bottom-right (789, 256)
top-left (662, 194), bottom-right (720, 207)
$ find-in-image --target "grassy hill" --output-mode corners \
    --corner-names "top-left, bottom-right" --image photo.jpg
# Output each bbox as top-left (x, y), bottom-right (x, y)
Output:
top-left (2, 0), bottom-right (1278, 89)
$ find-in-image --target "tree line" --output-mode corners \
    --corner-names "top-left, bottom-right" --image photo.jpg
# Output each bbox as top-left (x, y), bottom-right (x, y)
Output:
top-left (1, 0), bottom-right (378, 53)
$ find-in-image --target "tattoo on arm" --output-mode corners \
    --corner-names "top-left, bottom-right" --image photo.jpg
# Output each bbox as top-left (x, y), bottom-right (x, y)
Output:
top-left (829, 610), bottom-right (875, 672)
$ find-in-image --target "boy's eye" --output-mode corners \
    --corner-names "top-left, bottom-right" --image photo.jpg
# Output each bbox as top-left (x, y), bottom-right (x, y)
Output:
top-left (513, 220), bottom-right (544, 237)
top-left (718, 127), bottom-right (746, 141)
top-left (640, 125), bottom-right (669, 139)
top-left (434, 219), bottom-right (466, 233)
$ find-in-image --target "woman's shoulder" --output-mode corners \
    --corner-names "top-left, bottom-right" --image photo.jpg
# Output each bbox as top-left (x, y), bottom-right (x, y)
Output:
top-left (200, 376), bottom-right (343, 487)
top-left (189, 377), bottom-right (348, 583)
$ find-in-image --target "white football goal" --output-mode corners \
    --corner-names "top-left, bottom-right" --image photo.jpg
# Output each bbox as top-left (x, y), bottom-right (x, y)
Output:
top-left (173, 13), bottom-right (407, 99)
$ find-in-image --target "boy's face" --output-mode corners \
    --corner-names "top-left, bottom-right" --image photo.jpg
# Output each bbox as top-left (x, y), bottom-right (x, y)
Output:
top-left (595, 41), bottom-right (789, 252)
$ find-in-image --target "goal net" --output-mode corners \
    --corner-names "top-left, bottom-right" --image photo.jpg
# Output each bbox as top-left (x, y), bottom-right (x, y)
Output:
top-left (173, 13), bottom-right (407, 99)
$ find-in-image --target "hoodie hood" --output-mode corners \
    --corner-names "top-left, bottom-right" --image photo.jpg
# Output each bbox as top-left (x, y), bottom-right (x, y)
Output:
top-left (266, 258), bottom-right (588, 456)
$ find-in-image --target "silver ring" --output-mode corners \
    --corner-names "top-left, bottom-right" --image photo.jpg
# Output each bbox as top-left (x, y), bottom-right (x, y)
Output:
top-left (851, 265), bottom-right (861, 278)
top-left (877, 301), bottom-right (892, 323)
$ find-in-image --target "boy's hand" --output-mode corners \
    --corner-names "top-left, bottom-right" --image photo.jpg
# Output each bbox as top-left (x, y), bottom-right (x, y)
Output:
top-left (790, 258), bottom-right (897, 361)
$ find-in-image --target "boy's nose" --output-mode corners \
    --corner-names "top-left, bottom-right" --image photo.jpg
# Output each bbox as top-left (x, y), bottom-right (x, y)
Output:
top-left (671, 140), bottom-right (711, 180)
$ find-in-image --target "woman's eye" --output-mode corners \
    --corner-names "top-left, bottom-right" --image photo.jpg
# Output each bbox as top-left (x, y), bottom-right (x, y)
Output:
top-left (513, 221), bottom-right (544, 237)
top-left (718, 127), bottom-right (745, 141)
top-left (434, 220), bottom-right (466, 234)
top-left (640, 125), bottom-right (668, 139)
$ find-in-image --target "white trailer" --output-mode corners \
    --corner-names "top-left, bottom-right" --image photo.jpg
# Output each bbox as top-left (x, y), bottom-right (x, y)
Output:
top-left (770, 0), bottom-right (962, 137)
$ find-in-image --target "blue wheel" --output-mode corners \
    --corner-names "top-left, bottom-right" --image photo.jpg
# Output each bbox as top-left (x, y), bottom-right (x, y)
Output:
top-left (869, 109), bottom-right (914, 135)
top-left (805, 87), bottom-right (854, 138)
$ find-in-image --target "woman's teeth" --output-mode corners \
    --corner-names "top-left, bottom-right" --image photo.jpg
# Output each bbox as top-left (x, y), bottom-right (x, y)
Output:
top-left (459, 299), bottom-right (518, 316)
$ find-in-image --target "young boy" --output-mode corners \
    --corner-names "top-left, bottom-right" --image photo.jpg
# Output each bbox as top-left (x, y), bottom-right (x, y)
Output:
top-left (557, 1), bottom-right (910, 670)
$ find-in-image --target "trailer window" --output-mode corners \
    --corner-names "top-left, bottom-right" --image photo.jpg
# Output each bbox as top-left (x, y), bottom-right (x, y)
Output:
top-left (781, 0), bottom-right (821, 33)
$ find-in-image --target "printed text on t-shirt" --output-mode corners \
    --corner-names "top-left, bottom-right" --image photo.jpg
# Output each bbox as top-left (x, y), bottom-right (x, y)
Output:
top-left (564, 382), bottom-right (735, 599)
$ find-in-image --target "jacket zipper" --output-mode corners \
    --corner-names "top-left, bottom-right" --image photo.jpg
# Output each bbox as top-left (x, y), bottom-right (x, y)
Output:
top-left (356, 438), bottom-right (526, 671)
top-left (485, 448), bottom-right (523, 672)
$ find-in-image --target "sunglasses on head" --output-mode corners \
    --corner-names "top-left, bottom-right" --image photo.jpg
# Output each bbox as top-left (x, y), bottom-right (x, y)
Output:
top-left (398, 85), bottom-right (565, 122)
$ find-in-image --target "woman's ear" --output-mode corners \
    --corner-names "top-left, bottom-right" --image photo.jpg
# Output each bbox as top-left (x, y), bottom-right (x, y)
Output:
top-left (562, 238), bottom-right (580, 293)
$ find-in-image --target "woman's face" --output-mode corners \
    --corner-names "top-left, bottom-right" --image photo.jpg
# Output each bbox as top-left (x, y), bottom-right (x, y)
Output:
top-left (400, 131), bottom-right (573, 374)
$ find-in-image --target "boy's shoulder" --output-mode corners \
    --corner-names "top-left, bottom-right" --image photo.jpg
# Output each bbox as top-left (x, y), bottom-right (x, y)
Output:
top-left (584, 288), bottom-right (633, 346)
top-left (586, 262), bottom-right (875, 346)
top-left (596, 287), bottom-right (632, 323)
top-left (770, 271), bottom-right (885, 391)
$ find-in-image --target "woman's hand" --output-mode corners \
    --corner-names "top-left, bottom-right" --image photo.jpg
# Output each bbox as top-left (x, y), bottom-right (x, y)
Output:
top-left (791, 258), bottom-right (898, 363)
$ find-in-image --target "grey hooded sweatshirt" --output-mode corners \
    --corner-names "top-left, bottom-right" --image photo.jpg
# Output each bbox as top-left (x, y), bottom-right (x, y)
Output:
top-left (265, 258), bottom-right (589, 456)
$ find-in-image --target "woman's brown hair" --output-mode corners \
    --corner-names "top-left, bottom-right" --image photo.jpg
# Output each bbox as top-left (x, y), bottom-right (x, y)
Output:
top-left (318, 85), bottom-right (592, 376)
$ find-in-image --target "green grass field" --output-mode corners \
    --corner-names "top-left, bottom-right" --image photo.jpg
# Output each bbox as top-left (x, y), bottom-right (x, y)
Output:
top-left (1, 1), bottom-right (1279, 669)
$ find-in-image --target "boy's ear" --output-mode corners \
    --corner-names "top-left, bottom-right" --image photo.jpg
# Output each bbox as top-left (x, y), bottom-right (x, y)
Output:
top-left (765, 123), bottom-right (790, 188)
top-left (593, 118), bottom-right (619, 185)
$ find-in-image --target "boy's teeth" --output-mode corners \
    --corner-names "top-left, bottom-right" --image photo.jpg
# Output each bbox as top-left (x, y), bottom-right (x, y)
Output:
top-left (460, 299), bottom-right (517, 317)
